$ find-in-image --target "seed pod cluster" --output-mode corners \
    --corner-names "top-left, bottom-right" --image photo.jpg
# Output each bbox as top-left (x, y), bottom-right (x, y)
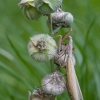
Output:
top-left (18, 0), bottom-right (83, 100)
top-left (18, 0), bottom-right (63, 20)
top-left (41, 71), bottom-right (66, 95)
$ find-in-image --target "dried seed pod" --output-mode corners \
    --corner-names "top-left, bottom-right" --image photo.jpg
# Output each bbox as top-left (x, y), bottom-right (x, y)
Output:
top-left (28, 88), bottom-right (53, 100)
top-left (28, 34), bottom-right (57, 62)
top-left (18, 0), bottom-right (43, 20)
top-left (52, 9), bottom-right (74, 27)
top-left (47, 8), bottom-right (74, 33)
top-left (42, 71), bottom-right (66, 95)
top-left (34, 0), bottom-right (62, 14)
top-left (54, 44), bottom-right (75, 67)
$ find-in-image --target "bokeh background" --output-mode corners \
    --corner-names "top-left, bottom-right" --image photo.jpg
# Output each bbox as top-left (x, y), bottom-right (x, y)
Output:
top-left (0, 0), bottom-right (100, 100)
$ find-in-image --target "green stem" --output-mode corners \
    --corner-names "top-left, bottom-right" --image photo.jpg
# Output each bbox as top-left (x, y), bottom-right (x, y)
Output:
top-left (51, 96), bottom-right (57, 100)
top-left (48, 14), bottom-right (54, 72)
top-left (50, 59), bottom-right (54, 72)
top-left (54, 96), bottom-right (57, 100)
top-left (48, 14), bottom-right (53, 36)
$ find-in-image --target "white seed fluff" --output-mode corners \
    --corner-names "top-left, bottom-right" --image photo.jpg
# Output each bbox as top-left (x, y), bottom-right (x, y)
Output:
top-left (28, 34), bottom-right (57, 62)
top-left (42, 71), bottom-right (66, 95)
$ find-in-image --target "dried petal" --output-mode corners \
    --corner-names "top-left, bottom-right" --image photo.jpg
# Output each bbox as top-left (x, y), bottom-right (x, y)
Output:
top-left (19, 0), bottom-right (34, 6)
top-left (34, 0), bottom-right (62, 14)
top-left (18, 0), bottom-right (43, 20)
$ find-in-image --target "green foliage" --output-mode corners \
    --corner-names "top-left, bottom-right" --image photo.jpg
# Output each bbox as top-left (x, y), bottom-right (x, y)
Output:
top-left (0, 0), bottom-right (100, 100)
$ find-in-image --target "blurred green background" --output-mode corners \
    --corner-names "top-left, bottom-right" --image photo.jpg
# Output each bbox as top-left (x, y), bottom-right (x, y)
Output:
top-left (0, 0), bottom-right (100, 100)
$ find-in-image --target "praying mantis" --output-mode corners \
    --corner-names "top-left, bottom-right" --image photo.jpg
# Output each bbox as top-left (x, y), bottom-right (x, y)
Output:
top-left (54, 27), bottom-right (84, 100)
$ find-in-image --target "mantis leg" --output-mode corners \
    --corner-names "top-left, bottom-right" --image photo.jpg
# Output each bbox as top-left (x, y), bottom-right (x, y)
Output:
top-left (62, 26), bottom-right (72, 41)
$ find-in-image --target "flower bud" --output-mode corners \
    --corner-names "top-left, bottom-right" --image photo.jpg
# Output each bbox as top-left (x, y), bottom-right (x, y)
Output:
top-left (28, 34), bottom-right (57, 62)
top-left (18, 0), bottom-right (43, 20)
top-left (47, 8), bottom-right (74, 33)
top-left (34, 0), bottom-right (62, 14)
top-left (41, 71), bottom-right (66, 95)
top-left (54, 44), bottom-right (75, 67)
top-left (28, 88), bottom-right (53, 100)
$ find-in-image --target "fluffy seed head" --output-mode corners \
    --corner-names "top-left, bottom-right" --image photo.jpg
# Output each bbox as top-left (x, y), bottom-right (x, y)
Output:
top-left (28, 34), bottom-right (57, 62)
top-left (41, 71), bottom-right (66, 95)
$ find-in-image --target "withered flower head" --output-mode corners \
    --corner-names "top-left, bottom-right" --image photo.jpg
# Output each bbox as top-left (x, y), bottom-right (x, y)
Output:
top-left (28, 34), bottom-right (57, 62)
top-left (42, 71), bottom-right (66, 95)
top-left (28, 88), bottom-right (53, 100)
top-left (47, 8), bottom-right (74, 33)
top-left (18, 0), bottom-right (43, 20)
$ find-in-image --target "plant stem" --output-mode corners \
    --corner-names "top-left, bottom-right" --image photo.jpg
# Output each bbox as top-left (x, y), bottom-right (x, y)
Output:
top-left (51, 96), bottom-right (56, 100)
top-left (50, 59), bottom-right (54, 72)
top-left (48, 14), bottom-right (56, 100)
top-left (48, 14), bottom-right (54, 72)
top-left (54, 96), bottom-right (57, 100)
top-left (48, 14), bottom-right (53, 36)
